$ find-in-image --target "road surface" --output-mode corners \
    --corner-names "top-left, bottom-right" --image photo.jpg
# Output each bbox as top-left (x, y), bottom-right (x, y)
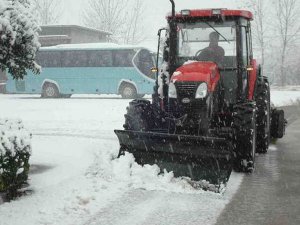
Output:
top-left (216, 105), bottom-right (300, 225)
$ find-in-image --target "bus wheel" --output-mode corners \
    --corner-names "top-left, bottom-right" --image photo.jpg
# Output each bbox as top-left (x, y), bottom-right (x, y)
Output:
top-left (42, 83), bottom-right (59, 98)
top-left (120, 84), bottom-right (137, 99)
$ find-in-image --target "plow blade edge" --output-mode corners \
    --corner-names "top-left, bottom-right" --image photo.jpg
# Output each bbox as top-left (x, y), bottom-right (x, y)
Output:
top-left (114, 130), bottom-right (233, 187)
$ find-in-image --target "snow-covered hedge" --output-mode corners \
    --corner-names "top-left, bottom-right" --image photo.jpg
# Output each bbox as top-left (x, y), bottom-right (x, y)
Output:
top-left (0, 0), bottom-right (41, 79)
top-left (0, 119), bottom-right (32, 199)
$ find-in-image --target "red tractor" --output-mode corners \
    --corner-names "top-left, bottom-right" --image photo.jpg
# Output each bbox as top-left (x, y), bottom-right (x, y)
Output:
top-left (115, 1), bottom-right (286, 190)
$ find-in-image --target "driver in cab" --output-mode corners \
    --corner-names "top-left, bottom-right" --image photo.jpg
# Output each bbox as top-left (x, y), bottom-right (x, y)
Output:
top-left (197, 32), bottom-right (225, 67)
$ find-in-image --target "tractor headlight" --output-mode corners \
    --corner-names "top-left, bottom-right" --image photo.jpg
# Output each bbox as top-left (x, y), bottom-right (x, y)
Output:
top-left (168, 82), bottom-right (177, 98)
top-left (195, 83), bottom-right (208, 99)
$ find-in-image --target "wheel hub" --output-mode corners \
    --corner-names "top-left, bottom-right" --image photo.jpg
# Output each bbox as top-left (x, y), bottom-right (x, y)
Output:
top-left (45, 86), bottom-right (55, 97)
top-left (123, 87), bottom-right (133, 97)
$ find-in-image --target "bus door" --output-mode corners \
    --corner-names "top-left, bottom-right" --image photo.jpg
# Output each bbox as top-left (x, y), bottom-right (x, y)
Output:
top-left (133, 49), bottom-right (156, 93)
top-left (0, 70), bottom-right (7, 93)
top-left (111, 50), bottom-right (137, 93)
top-left (15, 79), bottom-right (26, 92)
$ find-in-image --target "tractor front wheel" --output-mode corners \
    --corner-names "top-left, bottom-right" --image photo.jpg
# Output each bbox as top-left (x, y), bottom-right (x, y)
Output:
top-left (123, 99), bottom-right (153, 131)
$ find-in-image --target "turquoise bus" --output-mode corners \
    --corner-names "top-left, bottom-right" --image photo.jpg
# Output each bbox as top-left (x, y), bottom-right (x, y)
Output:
top-left (5, 43), bottom-right (156, 98)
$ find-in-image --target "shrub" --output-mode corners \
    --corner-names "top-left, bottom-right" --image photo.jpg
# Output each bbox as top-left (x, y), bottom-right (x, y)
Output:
top-left (0, 119), bottom-right (31, 199)
top-left (0, 0), bottom-right (41, 79)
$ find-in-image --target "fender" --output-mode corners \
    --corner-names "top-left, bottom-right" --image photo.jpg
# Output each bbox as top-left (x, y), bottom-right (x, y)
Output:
top-left (118, 79), bottom-right (139, 94)
top-left (248, 59), bottom-right (257, 100)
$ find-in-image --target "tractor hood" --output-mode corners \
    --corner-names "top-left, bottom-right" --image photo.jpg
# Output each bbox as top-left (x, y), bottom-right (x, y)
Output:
top-left (171, 61), bottom-right (220, 92)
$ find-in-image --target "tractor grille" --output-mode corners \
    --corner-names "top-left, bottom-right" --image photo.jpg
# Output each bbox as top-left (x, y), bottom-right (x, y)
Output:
top-left (168, 82), bottom-right (207, 117)
top-left (175, 82), bottom-right (199, 98)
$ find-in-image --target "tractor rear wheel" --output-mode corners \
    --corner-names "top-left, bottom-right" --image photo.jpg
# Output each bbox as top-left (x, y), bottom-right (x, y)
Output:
top-left (233, 102), bottom-right (257, 173)
top-left (255, 78), bottom-right (270, 153)
top-left (271, 109), bottom-right (285, 139)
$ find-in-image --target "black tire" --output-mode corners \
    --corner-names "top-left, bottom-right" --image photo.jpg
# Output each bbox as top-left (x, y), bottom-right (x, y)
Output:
top-left (255, 77), bottom-right (270, 153)
top-left (271, 109), bottom-right (285, 139)
top-left (120, 84), bottom-right (137, 99)
top-left (123, 99), bottom-right (153, 131)
top-left (42, 83), bottom-right (59, 98)
top-left (233, 101), bottom-right (257, 173)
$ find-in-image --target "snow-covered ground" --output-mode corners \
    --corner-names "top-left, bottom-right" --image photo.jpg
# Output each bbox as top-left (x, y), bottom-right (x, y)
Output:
top-left (0, 90), bottom-right (299, 225)
top-left (271, 85), bottom-right (300, 106)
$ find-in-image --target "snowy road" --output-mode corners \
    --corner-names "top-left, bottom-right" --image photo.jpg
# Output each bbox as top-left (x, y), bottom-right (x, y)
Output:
top-left (83, 181), bottom-right (240, 225)
top-left (0, 92), bottom-right (299, 225)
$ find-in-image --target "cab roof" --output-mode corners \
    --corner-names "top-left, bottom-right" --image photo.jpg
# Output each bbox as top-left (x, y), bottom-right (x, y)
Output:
top-left (169, 9), bottom-right (253, 21)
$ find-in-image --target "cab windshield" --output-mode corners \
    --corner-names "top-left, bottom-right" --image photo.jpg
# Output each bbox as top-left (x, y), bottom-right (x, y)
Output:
top-left (177, 21), bottom-right (237, 68)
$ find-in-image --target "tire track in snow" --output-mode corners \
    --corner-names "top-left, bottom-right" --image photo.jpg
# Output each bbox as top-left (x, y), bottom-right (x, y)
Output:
top-left (33, 131), bottom-right (117, 140)
top-left (82, 175), bottom-right (242, 225)
top-left (83, 189), bottom-right (166, 225)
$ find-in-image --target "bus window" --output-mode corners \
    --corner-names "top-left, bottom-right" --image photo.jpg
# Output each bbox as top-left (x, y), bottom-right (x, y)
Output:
top-left (74, 51), bottom-right (88, 67)
top-left (113, 50), bottom-right (135, 67)
top-left (134, 49), bottom-right (155, 79)
top-left (61, 51), bottom-right (89, 67)
top-left (88, 51), bottom-right (113, 67)
top-left (36, 51), bottom-right (62, 68)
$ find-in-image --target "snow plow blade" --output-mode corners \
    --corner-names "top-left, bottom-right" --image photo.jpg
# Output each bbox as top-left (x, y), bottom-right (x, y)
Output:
top-left (114, 130), bottom-right (233, 189)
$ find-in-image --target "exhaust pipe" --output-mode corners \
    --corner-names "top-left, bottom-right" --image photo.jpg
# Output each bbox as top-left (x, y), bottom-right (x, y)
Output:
top-left (169, 0), bottom-right (175, 17)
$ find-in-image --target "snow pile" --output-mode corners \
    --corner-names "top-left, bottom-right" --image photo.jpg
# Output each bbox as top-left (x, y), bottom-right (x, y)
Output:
top-left (0, 0), bottom-right (40, 79)
top-left (183, 60), bottom-right (198, 65)
top-left (86, 149), bottom-right (221, 194)
top-left (0, 118), bottom-right (32, 156)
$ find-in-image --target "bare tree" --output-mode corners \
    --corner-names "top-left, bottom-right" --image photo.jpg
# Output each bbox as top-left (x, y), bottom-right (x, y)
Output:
top-left (32, 0), bottom-right (61, 25)
top-left (274, 0), bottom-right (300, 86)
top-left (122, 0), bottom-right (146, 44)
top-left (83, 0), bottom-right (146, 45)
top-left (83, 0), bottom-right (128, 36)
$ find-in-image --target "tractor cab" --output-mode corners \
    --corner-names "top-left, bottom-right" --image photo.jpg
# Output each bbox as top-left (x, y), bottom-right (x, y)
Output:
top-left (161, 9), bottom-right (255, 107)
